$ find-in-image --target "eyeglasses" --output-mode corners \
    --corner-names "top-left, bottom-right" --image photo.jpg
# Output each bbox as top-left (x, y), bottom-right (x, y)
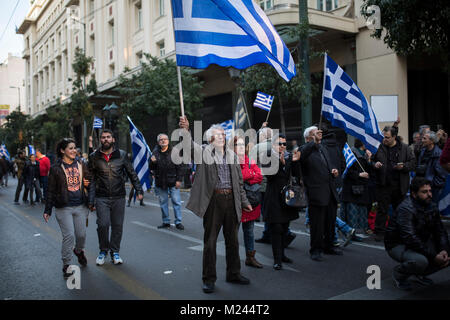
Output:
top-left (279, 142), bottom-right (287, 146)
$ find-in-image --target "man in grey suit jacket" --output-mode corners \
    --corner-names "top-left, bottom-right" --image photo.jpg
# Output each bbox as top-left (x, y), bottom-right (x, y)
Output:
top-left (178, 116), bottom-right (252, 294)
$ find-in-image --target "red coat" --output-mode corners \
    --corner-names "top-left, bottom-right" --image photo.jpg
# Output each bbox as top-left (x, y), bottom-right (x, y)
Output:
top-left (240, 155), bottom-right (263, 223)
top-left (37, 156), bottom-right (51, 177)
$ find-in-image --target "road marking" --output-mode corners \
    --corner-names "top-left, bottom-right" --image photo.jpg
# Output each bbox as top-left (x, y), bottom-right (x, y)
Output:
top-left (132, 220), bottom-right (301, 273)
top-left (2, 202), bottom-right (164, 300)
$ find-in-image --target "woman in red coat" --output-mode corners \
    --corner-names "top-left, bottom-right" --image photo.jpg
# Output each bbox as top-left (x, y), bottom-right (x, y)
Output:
top-left (234, 136), bottom-right (263, 268)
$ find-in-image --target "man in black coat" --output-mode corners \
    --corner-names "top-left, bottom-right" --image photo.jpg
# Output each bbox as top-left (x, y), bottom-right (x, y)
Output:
top-left (372, 126), bottom-right (415, 241)
top-left (23, 154), bottom-right (42, 205)
top-left (300, 126), bottom-right (342, 261)
top-left (385, 177), bottom-right (450, 290)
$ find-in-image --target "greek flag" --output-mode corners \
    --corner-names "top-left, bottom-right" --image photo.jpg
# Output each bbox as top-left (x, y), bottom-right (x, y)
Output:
top-left (128, 116), bottom-right (152, 192)
top-left (253, 91), bottom-right (274, 112)
top-left (93, 116), bottom-right (103, 129)
top-left (439, 175), bottom-right (450, 217)
top-left (234, 92), bottom-right (248, 129)
top-left (322, 54), bottom-right (383, 154)
top-left (342, 143), bottom-right (356, 178)
top-left (171, 0), bottom-right (296, 82)
top-left (28, 145), bottom-right (36, 156)
top-left (220, 119), bottom-right (234, 140)
top-left (0, 144), bottom-right (10, 161)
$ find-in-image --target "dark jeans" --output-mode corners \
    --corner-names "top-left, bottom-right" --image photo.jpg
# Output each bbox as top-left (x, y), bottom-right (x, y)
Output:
top-left (388, 244), bottom-right (443, 279)
top-left (375, 184), bottom-right (405, 234)
top-left (202, 193), bottom-right (240, 284)
top-left (40, 176), bottom-right (48, 201)
top-left (26, 179), bottom-right (42, 204)
top-left (96, 197), bottom-right (126, 253)
top-left (270, 222), bottom-right (289, 264)
top-left (14, 176), bottom-right (26, 202)
top-left (309, 199), bottom-right (337, 255)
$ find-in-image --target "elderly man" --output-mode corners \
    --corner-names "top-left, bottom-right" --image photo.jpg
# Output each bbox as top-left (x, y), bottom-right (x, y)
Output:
top-left (178, 116), bottom-right (252, 294)
top-left (416, 131), bottom-right (447, 202)
top-left (385, 177), bottom-right (450, 290)
top-left (300, 126), bottom-right (342, 261)
top-left (150, 133), bottom-right (184, 230)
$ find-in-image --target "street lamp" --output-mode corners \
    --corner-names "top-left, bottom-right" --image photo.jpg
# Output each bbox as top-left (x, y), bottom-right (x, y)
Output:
top-left (102, 102), bottom-right (120, 144)
top-left (9, 86), bottom-right (21, 113)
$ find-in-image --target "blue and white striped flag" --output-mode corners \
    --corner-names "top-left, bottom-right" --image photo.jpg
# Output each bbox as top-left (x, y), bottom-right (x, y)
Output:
top-left (322, 54), bottom-right (384, 154)
top-left (253, 91), bottom-right (274, 112)
top-left (439, 174), bottom-right (450, 217)
top-left (220, 119), bottom-right (234, 140)
top-left (342, 143), bottom-right (356, 178)
top-left (171, 0), bottom-right (296, 82)
top-left (234, 93), bottom-right (248, 129)
top-left (0, 144), bottom-right (10, 161)
top-left (128, 116), bottom-right (152, 192)
top-left (93, 116), bottom-right (103, 129)
top-left (28, 145), bottom-right (36, 156)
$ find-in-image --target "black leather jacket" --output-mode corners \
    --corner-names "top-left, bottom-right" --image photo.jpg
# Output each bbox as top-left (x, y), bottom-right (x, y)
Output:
top-left (150, 146), bottom-right (182, 189)
top-left (385, 196), bottom-right (450, 261)
top-left (88, 149), bottom-right (143, 203)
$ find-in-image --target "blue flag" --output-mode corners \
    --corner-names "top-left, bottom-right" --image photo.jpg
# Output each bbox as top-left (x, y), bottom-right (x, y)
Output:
top-left (220, 119), bottom-right (234, 140)
top-left (93, 116), bottom-right (103, 129)
top-left (128, 116), bottom-right (151, 192)
top-left (0, 144), bottom-right (10, 161)
top-left (28, 145), bottom-right (36, 156)
top-left (234, 93), bottom-right (248, 129)
top-left (322, 54), bottom-right (384, 154)
top-left (342, 143), bottom-right (356, 178)
top-left (171, 0), bottom-right (296, 81)
top-left (439, 174), bottom-right (450, 217)
top-left (253, 92), bottom-right (274, 112)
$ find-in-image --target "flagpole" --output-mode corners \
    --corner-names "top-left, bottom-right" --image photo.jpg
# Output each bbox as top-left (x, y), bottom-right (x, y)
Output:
top-left (264, 107), bottom-right (272, 123)
top-left (169, 0), bottom-right (185, 118)
top-left (319, 53), bottom-right (327, 131)
top-left (240, 90), bottom-right (252, 128)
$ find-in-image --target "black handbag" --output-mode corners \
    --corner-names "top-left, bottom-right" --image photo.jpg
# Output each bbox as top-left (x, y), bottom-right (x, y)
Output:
top-left (244, 182), bottom-right (262, 207)
top-left (281, 168), bottom-right (308, 209)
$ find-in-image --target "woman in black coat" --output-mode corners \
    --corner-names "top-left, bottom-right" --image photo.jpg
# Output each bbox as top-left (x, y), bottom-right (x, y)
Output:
top-left (341, 140), bottom-right (371, 233)
top-left (262, 134), bottom-right (301, 270)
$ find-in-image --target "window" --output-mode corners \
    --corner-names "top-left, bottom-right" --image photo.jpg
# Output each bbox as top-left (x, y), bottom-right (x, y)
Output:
top-left (138, 7), bottom-right (142, 30)
top-left (89, 0), bottom-right (95, 14)
top-left (259, 0), bottom-right (272, 11)
top-left (317, 0), bottom-right (339, 11)
top-left (109, 22), bottom-right (115, 46)
top-left (158, 41), bottom-right (165, 57)
top-left (159, 0), bottom-right (165, 16)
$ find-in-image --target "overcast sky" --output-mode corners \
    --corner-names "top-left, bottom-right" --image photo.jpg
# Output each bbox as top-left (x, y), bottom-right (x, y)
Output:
top-left (0, 0), bottom-right (31, 63)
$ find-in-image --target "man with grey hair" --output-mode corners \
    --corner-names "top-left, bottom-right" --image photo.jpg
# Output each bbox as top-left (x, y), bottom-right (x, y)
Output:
top-left (178, 116), bottom-right (252, 294)
top-left (416, 131), bottom-right (447, 202)
top-left (150, 133), bottom-right (184, 229)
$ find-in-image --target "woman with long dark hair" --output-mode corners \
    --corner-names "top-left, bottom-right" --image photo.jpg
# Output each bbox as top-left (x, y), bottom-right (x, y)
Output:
top-left (43, 138), bottom-right (92, 277)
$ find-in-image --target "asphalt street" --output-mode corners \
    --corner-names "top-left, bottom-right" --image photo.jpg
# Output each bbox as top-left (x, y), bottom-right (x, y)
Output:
top-left (1, 177), bottom-right (449, 300)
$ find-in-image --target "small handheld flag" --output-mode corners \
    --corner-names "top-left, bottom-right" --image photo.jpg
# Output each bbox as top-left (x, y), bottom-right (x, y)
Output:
top-left (219, 119), bottom-right (234, 140)
top-left (0, 144), bottom-right (10, 161)
top-left (342, 143), bottom-right (356, 178)
top-left (253, 92), bottom-right (274, 112)
top-left (93, 116), bottom-right (103, 129)
top-left (28, 145), bottom-right (36, 156)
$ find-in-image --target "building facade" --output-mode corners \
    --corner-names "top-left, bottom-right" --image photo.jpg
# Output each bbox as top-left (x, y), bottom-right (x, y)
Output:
top-left (0, 53), bottom-right (26, 126)
top-left (17, 0), bottom-right (448, 147)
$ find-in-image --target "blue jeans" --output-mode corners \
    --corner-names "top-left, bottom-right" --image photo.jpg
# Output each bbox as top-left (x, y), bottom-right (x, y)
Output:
top-left (242, 220), bottom-right (255, 252)
top-left (155, 186), bottom-right (182, 225)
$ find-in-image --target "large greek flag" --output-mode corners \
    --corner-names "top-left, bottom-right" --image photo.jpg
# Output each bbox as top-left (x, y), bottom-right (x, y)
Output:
top-left (322, 54), bottom-right (383, 154)
top-left (0, 144), bottom-right (10, 161)
top-left (439, 175), bottom-right (450, 217)
top-left (171, 0), bottom-right (296, 81)
top-left (128, 116), bottom-right (152, 192)
top-left (342, 143), bottom-right (356, 178)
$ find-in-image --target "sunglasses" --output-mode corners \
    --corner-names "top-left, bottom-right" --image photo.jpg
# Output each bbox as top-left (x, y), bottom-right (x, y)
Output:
top-left (278, 142), bottom-right (287, 146)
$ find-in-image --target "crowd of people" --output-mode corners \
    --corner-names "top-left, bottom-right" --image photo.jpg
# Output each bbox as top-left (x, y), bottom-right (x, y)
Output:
top-left (3, 116), bottom-right (450, 293)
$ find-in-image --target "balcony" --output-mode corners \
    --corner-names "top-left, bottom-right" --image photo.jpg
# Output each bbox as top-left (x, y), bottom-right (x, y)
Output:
top-left (23, 48), bottom-right (30, 59)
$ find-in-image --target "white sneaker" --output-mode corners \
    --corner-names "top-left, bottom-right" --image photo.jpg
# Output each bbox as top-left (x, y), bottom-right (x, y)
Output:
top-left (96, 252), bottom-right (107, 266)
top-left (111, 252), bottom-right (123, 265)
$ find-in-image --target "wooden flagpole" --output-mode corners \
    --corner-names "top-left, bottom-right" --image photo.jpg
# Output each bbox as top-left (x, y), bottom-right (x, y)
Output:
top-left (240, 90), bottom-right (252, 128)
top-left (170, 1), bottom-right (185, 118)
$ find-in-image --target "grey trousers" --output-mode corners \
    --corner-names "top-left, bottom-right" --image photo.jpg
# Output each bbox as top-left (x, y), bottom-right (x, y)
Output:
top-left (95, 197), bottom-right (126, 253)
top-left (388, 244), bottom-right (442, 279)
top-left (54, 205), bottom-right (88, 265)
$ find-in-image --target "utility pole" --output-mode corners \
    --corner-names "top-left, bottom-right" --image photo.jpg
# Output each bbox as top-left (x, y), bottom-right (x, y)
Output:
top-left (298, 0), bottom-right (312, 132)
